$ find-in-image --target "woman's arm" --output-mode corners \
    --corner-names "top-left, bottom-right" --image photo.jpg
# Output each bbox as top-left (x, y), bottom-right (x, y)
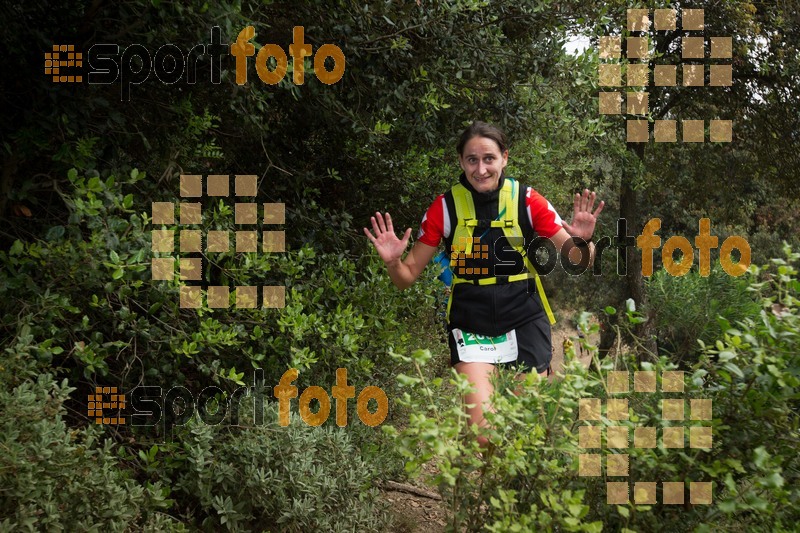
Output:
top-left (364, 212), bottom-right (438, 290)
top-left (385, 241), bottom-right (438, 289)
top-left (550, 227), bottom-right (596, 266)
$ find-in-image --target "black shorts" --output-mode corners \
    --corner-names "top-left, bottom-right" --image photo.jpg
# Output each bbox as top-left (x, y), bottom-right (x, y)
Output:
top-left (448, 313), bottom-right (553, 374)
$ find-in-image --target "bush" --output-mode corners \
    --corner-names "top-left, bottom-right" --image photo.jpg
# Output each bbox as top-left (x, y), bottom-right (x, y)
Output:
top-left (172, 401), bottom-right (390, 531)
top-left (648, 265), bottom-right (760, 362)
top-left (0, 373), bottom-right (169, 531)
top-left (0, 166), bottom-right (441, 530)
top-left (389, 246), bottom-right (800, 531)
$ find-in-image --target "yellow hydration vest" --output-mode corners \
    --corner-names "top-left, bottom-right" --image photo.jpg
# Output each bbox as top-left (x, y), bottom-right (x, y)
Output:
top-left (447, 178), bottom-right (556, 325)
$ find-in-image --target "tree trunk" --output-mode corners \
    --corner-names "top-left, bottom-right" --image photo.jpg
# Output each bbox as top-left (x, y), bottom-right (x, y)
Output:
top-left (0, 148), bottom-right (18, 218)
top-left (599, 142), bottom-right (658, 360)
top-left (620, 143), bottom-right (658, 359)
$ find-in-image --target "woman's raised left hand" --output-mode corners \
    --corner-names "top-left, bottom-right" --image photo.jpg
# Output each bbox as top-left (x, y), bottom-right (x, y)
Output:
top-left (561, 189), bottom-right (604, 241)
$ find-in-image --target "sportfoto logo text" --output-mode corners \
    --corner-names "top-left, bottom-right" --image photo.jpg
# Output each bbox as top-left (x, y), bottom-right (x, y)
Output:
top-left (47, 26), bottom-right (345, 100)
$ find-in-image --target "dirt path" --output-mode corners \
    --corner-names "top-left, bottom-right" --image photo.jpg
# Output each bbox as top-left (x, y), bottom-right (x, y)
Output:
top-left (550, 313), bottom-right (598, 373)
top-left (381, 311), bottom-right (598, 532)
top-left (382, 455), bottom-right (452, 532)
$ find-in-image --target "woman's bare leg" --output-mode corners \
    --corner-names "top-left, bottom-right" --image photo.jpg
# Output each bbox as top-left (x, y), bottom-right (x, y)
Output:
top-left (454, 363), bottom-right (549, 447)
top-left (454, 362), bottom-right (497, 447)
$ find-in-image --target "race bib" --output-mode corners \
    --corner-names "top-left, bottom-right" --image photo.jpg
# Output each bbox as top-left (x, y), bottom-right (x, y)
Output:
top-left (452, 328), bottom-right (518, 363)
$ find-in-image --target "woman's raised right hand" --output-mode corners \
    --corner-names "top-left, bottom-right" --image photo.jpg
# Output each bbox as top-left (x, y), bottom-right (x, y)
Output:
top-left (363, 212), bottom-right (412, 265)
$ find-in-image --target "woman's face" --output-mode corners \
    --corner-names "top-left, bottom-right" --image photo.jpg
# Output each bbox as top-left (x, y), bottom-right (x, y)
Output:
top-left (458, 136), bottom-right (508, 193)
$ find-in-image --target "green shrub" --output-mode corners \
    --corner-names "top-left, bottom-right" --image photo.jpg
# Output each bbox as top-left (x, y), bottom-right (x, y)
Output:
top-left (172, 401), bottom-right (390, 532)
top-left (0, 168), bottom-right (438, 397)
top-left (385, 345), bottom-right (606, 532)
top-left (648, 264), bottom-right (760, 362)
top-left (693, 246), bottom-right (800, 529)
top-left (0, 373), bottom-right (170, 531)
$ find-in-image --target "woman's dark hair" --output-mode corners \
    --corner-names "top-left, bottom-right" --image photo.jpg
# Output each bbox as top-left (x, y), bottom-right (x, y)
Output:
top-left (456, 121), bottom-right (508, 156)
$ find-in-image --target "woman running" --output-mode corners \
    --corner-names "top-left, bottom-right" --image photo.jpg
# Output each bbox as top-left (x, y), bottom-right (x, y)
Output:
top-left (364, 121), bottom-right (603, 445)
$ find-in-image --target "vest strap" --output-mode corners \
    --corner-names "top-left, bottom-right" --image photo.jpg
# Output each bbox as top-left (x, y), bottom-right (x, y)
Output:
top-left (451, 272), bottom-right (534, 286)
top-left (446, 178), bottom-right (556, 326)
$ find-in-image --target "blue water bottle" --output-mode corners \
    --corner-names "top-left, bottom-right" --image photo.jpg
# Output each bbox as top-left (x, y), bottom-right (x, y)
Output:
top-left (433, 251), bottom-right (452, 287)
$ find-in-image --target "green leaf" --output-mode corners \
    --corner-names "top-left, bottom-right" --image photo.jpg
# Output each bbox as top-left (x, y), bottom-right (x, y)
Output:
top-left (764, 472), bottom-right (784, 488)
top-left (748, 495), bottom-right (769, 511)
top-left (718, 499), bottom-right (737, 513)
top-left (753, 446), bottom-right (769, 469)
top-left (112, 268), bottom-right (124, 280)
top-left (410, 349), bottom-right (432, 364)
top-left (585, 523), bottom-right (603, 533)
top-left (46, 225), bottom-right (65, 241)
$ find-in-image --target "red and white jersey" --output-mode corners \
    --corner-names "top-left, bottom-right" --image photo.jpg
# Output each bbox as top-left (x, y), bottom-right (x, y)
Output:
top-left (417, 186), bottom-right (564, 247)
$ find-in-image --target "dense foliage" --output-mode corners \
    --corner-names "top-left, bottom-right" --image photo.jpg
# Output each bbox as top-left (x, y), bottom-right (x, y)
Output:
top-left (1, 0), bottom-right (798, 530)
top-left (391, 250), bottom-right (800, 531)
